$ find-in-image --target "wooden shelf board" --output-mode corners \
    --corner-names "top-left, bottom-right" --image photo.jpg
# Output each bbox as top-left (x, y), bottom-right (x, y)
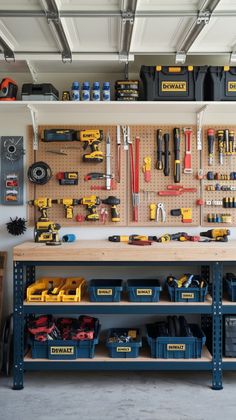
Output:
top-left (24, 294), bottom-right (212, 307)
top-left (24, 345), bottom-right (212, 363)
top-left (13, 240), bottom-right (236, 262)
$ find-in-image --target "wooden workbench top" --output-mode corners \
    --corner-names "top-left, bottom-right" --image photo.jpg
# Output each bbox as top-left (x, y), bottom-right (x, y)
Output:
top-left (13, 240), bottom-right (236, 262)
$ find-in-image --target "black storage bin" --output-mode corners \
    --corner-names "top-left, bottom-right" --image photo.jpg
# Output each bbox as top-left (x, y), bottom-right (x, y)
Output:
top-left (224, 316), bottom-right (236, 357)
top-left (140, 65), bottom-right (207, 101)
top-left (21, 83), bottom-right (59, 101)
top-left (207, 66), bottom-right (236, 101)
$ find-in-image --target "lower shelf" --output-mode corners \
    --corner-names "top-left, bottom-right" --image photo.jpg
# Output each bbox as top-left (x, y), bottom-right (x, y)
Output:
top-left (24, 345), bottom-right (212, 371)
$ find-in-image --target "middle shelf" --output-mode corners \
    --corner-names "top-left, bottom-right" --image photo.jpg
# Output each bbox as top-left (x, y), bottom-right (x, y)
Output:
top-left (23, 294), bottom-right (213, 314)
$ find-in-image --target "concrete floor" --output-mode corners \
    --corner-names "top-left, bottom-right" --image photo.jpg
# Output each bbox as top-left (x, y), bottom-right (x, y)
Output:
top-left (1, 371), bottom-right (236, 420)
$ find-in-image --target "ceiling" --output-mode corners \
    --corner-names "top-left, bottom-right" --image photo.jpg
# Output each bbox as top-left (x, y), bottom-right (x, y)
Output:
top-left (0, 0), bottom-right (236, 75)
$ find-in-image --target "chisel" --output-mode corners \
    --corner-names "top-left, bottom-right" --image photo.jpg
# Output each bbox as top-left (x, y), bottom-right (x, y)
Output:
top-left (163, 133), bottom-right (170, 176)
top-left (183, 128), bottom-right (192, 173)
top-left (156, 129), bottom-right (163, 170)
top-left (207, 128), bottom-right (215, 166)
top-left (225, 129), bottom-right (229, 153)
top-left (173, 128), bottom-right (181, 183)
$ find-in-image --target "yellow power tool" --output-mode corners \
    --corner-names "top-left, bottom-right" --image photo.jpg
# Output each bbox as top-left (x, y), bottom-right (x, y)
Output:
top-left (77, 129), bottom-right (104, 163)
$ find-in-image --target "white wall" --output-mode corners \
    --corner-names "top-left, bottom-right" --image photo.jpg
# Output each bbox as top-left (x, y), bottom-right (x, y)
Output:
top-left (1, 71), bottom-right (236, 326)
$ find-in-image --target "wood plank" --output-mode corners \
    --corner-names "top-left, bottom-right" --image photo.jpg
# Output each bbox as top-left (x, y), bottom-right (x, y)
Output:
top-left (13, 240), bottom-right (236, 262)
top-left (24, 345), bottom-right (212, 363)
top-left (24, 294), bottom-right (212, 307)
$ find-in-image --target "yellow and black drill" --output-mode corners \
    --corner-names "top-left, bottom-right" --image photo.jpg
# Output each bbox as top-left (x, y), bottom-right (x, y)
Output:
top-left (79, 195), bottom-right (101, 221)
top-left (28, 197), bottom-right (61, 244)
top-left (200, 229), bottom-right (230, 242)
top-left (53, 198), bottom-right (80, 219)
top-left (77, 129), bottom-right (104, 163)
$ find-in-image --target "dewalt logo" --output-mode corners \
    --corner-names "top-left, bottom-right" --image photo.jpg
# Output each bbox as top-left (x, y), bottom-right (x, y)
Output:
top-left (161, 81), bottom-right (187, 92)
top-left (97, 289), bottom-right (112, 295)
top-left (50, 346), bottom-right (74, 354)
top-left (181, 293), bottom-right (194, 299)
top-left (137, 289), bottom-right (152, 295)
top-left (228, 82), bottom-right (236, 92)
top-left (117, 347), bottom-right (131, 352)
top-left (167, 344), bottom-right (186, 351)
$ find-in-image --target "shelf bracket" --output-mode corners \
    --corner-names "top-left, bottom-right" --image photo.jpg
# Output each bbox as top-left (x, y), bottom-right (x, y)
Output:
top-left (26, 60), bottom-right (38, 83)
top-left (27, 104), bottom-right (38, 150)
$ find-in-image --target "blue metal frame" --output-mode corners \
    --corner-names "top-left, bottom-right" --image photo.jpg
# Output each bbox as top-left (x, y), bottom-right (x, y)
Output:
top-left (13, 258), bottom-right (228, 390)
top-left (211, 262), bottom-right (223, 390)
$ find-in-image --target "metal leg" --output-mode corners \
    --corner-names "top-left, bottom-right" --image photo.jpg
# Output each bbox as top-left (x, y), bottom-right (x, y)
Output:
top-left (26, 265), bottom-right (35, 287)
top-left (212, 262), bottom-right (223, 390)
top-left (13, 261), bottom-right (24, 390)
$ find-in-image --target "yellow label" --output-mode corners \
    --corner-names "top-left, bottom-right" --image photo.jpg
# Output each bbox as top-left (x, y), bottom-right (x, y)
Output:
top-left (97, 289), bottom-right (112, 295)
top-left (137, 289), bottom-right (152, 295)
top-left (161, 81), bottom-right (187, 92)
top-left (50, 346), bottom-right (74, 355)
top-left (117, 347), bottom-right (131, 352)
top-left (228, 82), bottom-right (236, 92)
top-left (167, 344), bottom-right (186, 351)
top-left (169, 67), bottom-right (181, 72)
top-left (181, 293), bottom-right (194, 299)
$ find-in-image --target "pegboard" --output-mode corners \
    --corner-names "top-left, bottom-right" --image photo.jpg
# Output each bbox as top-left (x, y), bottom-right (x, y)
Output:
top-left (128, 125), bottom-right (200, 226)
top-left (27, 125), bottom-right (127, 226)
top-left (202, 125), bottom-right (236, 227)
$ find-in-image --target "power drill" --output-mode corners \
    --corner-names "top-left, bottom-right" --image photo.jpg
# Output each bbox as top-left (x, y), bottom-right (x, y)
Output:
top-left (200, 228), bottom-right (230, 242)
top-left (28, 197), bottom-right (52, 221)
top-left (79, 195), bottom-right (101, 221)
top-left (101, 196), bottom-right (120, 222)
top-left (77, 129), bottom-right (104, 163)
top-left (53, 198), bottom-right (80, 219)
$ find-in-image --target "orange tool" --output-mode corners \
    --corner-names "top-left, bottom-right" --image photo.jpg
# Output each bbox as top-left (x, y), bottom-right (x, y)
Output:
top-left (183, 128), bottom-right (193, 174)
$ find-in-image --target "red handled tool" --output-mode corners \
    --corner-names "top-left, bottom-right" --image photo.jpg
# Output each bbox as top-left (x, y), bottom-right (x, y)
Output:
top-left (158, 185), bottom-right (197, 196)
top-left (183, 128), bottom-right (192, 174)
top-left (129, 136), bottom-right (140, 222)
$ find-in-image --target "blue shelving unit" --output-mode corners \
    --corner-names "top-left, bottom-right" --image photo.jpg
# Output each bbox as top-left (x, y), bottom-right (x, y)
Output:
top-left (12, 255), bottom-right (225, 391)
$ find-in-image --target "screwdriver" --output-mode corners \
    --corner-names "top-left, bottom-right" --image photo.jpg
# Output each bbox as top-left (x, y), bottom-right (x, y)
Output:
top-left (163, 133), bottom-right (170, 176)
top-left (229, 130), bottom-right (235, 154)
top-left (207, 128), bottom-right (215, 166)
top-left (217, 130), bottom-right (224, 165)
top-left (173, 128), bottom-right (181, 183)
top-left (156, 129), bottom-right (163, 170)
top-left (225, 129), bottom-right (229, 153)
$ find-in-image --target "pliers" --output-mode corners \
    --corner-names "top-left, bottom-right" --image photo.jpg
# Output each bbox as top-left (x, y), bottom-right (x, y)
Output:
top-left (156, 203), bottom-right (166, 222)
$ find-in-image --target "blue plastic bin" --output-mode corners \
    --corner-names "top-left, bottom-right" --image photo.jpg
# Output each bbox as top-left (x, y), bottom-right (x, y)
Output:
top-left (146, 324), bottom-right (206, 359)
top-left (167, 283), bottom-right (208, 302)
top-left (126, 279), bottom-right (162, 302)
top-left (89, 279), bottom-right (123, 302)
top-left (225, 276), bottom-right (236, 301)
top-left (31, 325), bottom-right (101, 359)
top-left (106, 328), bottom-right (142, 358)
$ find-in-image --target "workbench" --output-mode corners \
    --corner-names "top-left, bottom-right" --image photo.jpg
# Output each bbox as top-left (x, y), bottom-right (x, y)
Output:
top-left (12, 240), bottom-right (236, 390)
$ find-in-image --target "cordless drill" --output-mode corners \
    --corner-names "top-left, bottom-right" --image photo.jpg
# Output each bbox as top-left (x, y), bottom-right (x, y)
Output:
top-left (77, 129), bottom-right (104, 163)
top-left (102, 196), bottom-right (120, 222)
top-left (53, 198), bottom-right (80, 219)
top-left (79, 195), bottom-right (101, 221)
top-left (28, 197), bottom-right (61, 243)
top-left (200, 229), bottom-right (230, 242)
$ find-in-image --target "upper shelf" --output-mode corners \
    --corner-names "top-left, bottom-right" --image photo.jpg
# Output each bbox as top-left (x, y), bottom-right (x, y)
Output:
top-left (2, 101), bottom-right (236, 124)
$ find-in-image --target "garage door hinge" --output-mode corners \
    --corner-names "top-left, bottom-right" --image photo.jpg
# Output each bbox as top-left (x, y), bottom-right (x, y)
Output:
top-left (121, 11), bottom-right (134, 24)
top-left (197, 11), bottom-right (210, 25)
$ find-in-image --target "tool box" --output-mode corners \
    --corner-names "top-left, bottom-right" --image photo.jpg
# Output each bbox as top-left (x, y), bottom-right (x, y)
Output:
top-left (166, 275), bottom-right (208, 302)
top-left (21, 83), bottom-right (59, 101)
top-left (30, 316), bottom-right (101, 359)
top-left (59, 277), bottom-right (86, 302)
top-left (224, 273), bottom-right (236, 301)
top-left (224, 316), bottom-right (236, 357)
top-left (89, 279), bottom-right (123, 302)
top-left (146, 318), bottom-right (206, 359)
top-left (106, 328), bottom-right (142, 358)
top-left (206, 66), bottom-right (236, 101)
top-left (140, 65), bottom-right (207, 101)
top-left (126, 279), bottom-right (162, 302)
top-left (26, 277), bottom-right (65, 302)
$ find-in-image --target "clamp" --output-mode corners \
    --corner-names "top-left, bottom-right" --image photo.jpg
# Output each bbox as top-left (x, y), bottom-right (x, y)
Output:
top-left (156, 203), bottom-right (166, 222)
